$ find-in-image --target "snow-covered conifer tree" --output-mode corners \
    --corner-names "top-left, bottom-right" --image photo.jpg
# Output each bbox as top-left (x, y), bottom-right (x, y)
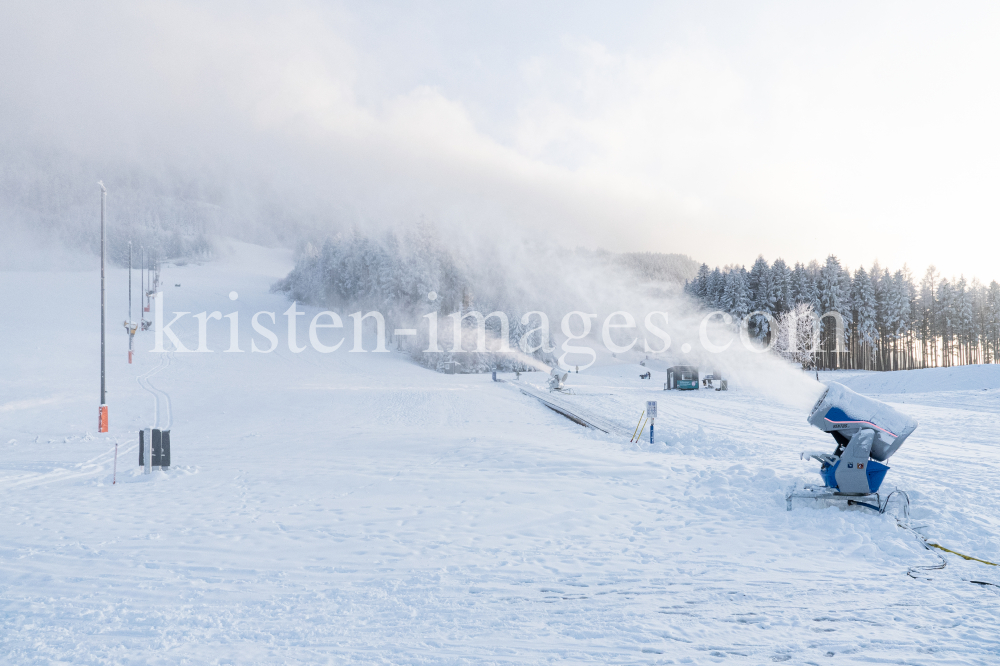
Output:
top-left (816, 256), bottom-right (845, 367)
top-left (746, 256), bottom-right (776, 340)
top-left (988, 281), bottom-right (1000, 363)
top-left (851, 266), bottom-right (877, 370)
top-left (771, 258), bottom-right (793, 315)
top-left (722, 267), bottom-right (751, 321)
top-left (937, 278), bottom-right (955, 366)
top-left (694, 263), bottom-right (711, 301)
top-left (956, 276), bottom-right (974, 365)
top-left (774, 302), bottom-right (817, 369)
top-left (791, 262), bottom-right (817, 313)
top-left (707, 268), bottom-right (725, 309)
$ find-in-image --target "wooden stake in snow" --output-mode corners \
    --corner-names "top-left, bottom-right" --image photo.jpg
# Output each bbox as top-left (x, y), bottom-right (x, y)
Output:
top-left (630, 410), bottom-right (645, 442)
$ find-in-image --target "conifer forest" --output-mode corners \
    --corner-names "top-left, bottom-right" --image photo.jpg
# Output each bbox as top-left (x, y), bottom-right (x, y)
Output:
top-left (685, 255), bottom-right (1000, 371)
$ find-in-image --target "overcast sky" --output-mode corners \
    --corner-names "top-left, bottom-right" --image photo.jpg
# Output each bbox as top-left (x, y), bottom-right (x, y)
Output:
top-left (3, 1), bottom-right (999, 281)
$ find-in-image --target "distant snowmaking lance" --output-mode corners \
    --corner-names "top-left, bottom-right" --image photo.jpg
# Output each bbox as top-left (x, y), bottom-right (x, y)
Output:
top-left (787, 382), bottom-right (918, 510)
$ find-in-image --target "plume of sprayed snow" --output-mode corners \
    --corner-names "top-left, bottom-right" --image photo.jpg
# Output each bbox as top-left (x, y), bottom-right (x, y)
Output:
top-left (273, 223), bottom-right (826, 411)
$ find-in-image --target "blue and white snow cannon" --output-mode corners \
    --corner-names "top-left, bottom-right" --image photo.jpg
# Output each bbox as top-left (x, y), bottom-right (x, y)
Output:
top-left (802, 382), bottom-right (918, 495)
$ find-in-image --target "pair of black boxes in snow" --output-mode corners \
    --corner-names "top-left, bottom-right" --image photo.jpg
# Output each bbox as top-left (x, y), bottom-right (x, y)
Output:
top-left (139, 429), bottom-right (171, 468)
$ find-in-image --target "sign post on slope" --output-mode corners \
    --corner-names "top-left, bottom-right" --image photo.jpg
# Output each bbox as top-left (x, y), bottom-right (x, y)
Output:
top-left (646, 400), bottom-right (657, 444)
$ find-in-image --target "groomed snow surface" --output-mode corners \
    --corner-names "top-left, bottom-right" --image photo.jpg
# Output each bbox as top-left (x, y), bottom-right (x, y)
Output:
top-left (2, 245), bottom-right (999, 665)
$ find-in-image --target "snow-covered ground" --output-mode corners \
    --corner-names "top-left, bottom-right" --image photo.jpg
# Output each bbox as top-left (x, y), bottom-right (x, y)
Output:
top-left (2, 245), bottom-right (998, 664)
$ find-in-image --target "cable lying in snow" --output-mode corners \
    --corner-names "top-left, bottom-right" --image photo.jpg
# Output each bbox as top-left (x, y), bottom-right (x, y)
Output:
top-left (900, 522), bottom-right (999, 587)
top-left (924, 542), bottom-right (998, 567)
top-left (881, 492), bottom-right (1000, 586)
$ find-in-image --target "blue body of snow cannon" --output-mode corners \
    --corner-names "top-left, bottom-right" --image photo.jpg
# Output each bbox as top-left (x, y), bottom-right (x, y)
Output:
top-left (819, 458), bottom-right (891, 493)
top-left (804, 382), bottom-right (917, 495)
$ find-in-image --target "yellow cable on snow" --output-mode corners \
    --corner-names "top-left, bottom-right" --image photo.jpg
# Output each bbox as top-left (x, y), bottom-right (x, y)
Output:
top-left (926, 542), bottom-right (998, 566)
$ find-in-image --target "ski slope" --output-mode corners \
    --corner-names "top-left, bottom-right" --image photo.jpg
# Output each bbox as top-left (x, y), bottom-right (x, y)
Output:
top-left (1, 244), bottom-right (998, 664)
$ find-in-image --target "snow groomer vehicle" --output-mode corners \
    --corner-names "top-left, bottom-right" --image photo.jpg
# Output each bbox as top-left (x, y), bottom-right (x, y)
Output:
top-left (787, 381), bottom-right (918, 510)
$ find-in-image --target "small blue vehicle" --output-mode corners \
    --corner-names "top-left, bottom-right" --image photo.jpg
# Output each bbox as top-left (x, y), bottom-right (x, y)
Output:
top-left (665, 366), bottom-right (699, 390)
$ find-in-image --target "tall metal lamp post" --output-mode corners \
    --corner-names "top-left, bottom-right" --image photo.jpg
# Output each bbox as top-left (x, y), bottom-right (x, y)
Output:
top-left (98, 181), bottom-right (108, 433)
top-left (125, 242), bottom-right (137, 362)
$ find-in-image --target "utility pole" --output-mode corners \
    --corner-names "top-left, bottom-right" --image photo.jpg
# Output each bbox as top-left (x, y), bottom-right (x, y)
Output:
top-left (99, 181), bottom-right (108, 432)
top-left (142, 246), bottom-right (148, 314)
top-left (141, 246), bottom-right (147, 319)
top-left (126, 242), bottom-right (136, 362)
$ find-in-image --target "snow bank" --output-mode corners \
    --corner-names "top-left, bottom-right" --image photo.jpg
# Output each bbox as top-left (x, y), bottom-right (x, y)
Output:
top-left (828, 365), bottom-right (1000, 394)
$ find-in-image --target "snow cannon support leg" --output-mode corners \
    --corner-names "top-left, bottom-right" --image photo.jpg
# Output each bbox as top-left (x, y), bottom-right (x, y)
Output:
top-left (834, 430), bottom-right (876, 494)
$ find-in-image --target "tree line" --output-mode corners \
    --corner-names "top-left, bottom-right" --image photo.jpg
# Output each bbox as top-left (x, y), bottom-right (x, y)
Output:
top-left (271, 226), bottom-right (700, 373)
top-left (272, 225), bottom-right (550, 373)
top-left (684, 256), bottom-right (1000, 371)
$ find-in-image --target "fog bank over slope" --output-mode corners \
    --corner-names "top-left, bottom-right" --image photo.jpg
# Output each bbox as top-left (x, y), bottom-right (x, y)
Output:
top-left (8, 2), bottom-right (995, 277)
top-left (0, 144), bottom-right (336, 267)
top-left (0, 2), bottom-right (695, 269)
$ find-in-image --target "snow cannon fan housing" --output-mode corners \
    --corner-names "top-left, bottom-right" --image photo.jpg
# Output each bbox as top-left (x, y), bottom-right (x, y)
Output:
top-left (805, 382), bottom-right (918, 495)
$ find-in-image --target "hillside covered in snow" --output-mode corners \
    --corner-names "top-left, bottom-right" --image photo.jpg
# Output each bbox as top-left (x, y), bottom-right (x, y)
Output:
top-left (2, 245), bottom-right (999, 663)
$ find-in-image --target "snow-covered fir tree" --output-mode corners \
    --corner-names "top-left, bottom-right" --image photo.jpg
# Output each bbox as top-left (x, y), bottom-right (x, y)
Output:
top-left (686, 255), bottom-right (1000, 370)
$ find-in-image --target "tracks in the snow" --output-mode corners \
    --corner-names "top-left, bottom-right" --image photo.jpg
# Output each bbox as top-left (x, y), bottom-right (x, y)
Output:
top-left (137, 352), bottom-right (173, 430)
top-left (0, 353), bottom-right (175, 490)
top-left (0, 438), bottom-right (138, 489)
top-left (507, 380), bottom-right (624, 436)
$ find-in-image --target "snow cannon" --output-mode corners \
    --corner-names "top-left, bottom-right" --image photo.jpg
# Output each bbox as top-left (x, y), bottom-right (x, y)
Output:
top-left (802, 382), bottom-right (918, 495)
top-left (547, 367), bottom-right (570, 393)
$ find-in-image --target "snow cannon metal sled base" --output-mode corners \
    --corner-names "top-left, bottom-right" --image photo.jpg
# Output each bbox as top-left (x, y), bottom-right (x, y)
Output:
top-left (547, 367), bottom-right (574, 394)
top-left (786, 382), bottom-right (918, 511)
top-left (785, 486), bottom-right (884, 512)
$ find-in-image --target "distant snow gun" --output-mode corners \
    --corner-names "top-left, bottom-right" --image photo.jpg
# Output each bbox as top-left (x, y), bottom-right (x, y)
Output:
top-left (787, 382), bottom-right (918, 510)
top-left (123, 320), bottom-right (137, 363)
top-left (547, 367), bottom-right (572, 394)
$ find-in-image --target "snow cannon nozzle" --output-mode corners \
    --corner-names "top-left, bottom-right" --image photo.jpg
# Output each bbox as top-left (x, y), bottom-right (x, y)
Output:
top-left (799, 382), bottom-right (918, 497)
